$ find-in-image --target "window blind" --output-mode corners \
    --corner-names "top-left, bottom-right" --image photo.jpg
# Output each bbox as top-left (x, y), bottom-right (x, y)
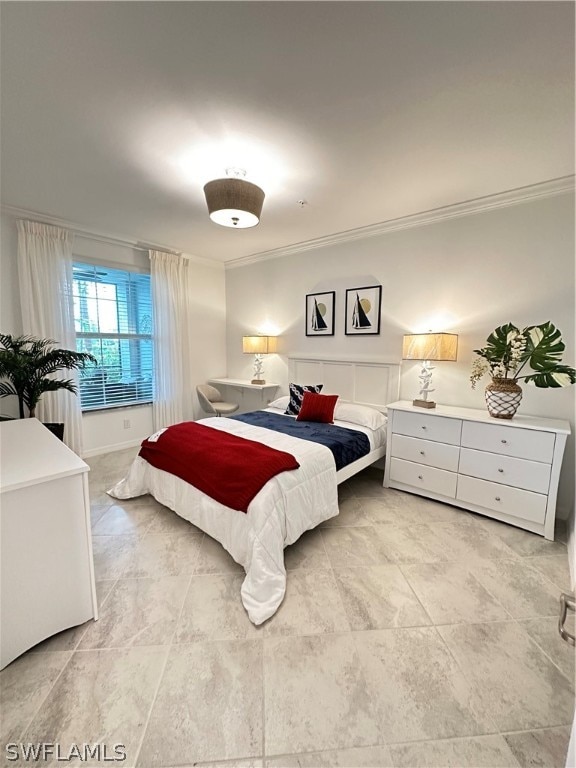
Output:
top-left (73, 262), bottom-right (153, 411)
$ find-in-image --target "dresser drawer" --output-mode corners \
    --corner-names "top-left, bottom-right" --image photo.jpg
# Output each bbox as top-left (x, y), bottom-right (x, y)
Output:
top-left (393, 410), bottom-right (461, 446)
top-left (456, 474), bottom-right (547, 524)
top-left (391, 434), bottom-right (460, 472)
top-left (390, 457), bottom-right (457, 498)
top-left (459, 448), bottom-right (551, 495)
top-left (461, 421), bottom-right (555, 463)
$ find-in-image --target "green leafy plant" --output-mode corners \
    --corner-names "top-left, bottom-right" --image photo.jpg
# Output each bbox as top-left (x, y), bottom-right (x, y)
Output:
top-left (0, 334), bottom-right (96, 418)
top-left (471, 321), bottom-right (576, 389)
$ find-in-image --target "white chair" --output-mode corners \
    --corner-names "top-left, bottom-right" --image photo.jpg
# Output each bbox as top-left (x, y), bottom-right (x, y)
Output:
top-left (196, 384), bottom-right (239, 417)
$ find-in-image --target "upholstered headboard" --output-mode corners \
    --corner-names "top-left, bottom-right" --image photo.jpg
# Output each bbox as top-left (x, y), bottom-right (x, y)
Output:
top-left (287, 356), bottom-right (400, 413)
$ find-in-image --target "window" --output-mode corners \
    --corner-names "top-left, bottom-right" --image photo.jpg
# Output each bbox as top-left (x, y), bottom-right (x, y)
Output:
top-left (73, 262), bottom-right (153, 411)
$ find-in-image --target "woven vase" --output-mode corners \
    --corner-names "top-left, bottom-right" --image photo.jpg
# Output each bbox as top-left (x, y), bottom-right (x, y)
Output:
top-left (485, 377), bottom-right (523, 419)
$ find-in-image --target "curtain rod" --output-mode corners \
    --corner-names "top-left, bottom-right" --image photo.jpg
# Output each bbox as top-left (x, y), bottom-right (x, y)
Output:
top-left (2, 205), bottom-right (181, 255)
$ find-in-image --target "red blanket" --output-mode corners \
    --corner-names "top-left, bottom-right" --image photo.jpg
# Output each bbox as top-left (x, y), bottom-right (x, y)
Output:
top-left (139, 422), bottom-right (300, 513)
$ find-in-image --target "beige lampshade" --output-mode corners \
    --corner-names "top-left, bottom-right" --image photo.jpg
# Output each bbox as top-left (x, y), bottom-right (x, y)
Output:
top-left (204, 178), bottom-right (265, 228)
top-left (242, 336), bottom-right (277, 354)
top-left (402, 332), bottom-right (458, 362)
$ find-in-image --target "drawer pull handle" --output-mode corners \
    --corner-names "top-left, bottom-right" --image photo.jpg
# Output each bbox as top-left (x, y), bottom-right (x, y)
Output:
top-left (498, 468), bottom-right (504, 473)
top-left (495, 496), bottom-right (501, 501)
top-left (418, 475), bottom-right (423, 480)
top-left (421, 426), bottom-right (427, 430)
top-left (501, 439), bottom-right (507, 444)
top-left (420, 451), bottom-right (425, 456)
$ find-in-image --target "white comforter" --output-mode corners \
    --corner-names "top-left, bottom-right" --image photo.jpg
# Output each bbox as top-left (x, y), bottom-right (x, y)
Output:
top-left (108, 416), bottom-right (339, 624)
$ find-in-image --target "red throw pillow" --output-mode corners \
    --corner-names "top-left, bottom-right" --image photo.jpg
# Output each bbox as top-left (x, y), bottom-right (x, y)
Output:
top-left (296, 392), bottom-right (339, 423)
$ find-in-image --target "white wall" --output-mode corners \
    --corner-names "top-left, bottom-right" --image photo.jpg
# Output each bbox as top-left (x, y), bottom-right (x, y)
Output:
top-left (225, 192), bottom-right (575, 520)
top-left (0, 212), bottom-right (227, 455)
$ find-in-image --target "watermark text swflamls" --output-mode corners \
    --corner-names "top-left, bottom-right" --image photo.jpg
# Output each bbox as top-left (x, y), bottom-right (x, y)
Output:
top-left (5, 743), bottom-right (127, 762)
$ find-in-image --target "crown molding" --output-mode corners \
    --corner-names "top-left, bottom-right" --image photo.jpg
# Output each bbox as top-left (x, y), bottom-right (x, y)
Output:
top-left (225, 175), bottom-right (575, 270)
top-left (3, 175), bottom-right (573, 272)
top-left (0, 204), bottom-right (222, 269)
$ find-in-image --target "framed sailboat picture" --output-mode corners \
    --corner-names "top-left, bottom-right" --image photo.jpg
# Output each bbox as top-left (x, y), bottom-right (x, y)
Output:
top-left (345, 285), bottom-right (382, 335)
top-left (306, 291), bottom-right (335, 336)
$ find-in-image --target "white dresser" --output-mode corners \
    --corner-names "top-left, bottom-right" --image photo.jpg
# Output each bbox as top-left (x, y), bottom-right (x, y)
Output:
top-left (0, 418), bottom-right (98, 669)
top-left (383, 401), bottom-right (570, 540)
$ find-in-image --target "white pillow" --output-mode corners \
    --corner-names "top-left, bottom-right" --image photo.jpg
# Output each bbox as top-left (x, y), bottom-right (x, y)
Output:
top-left (268, 395), bottom-right (290, 410)
top-left (334, 402), bottom-right (386, 430)
top-left (268, 396), bottom-right (385, 429)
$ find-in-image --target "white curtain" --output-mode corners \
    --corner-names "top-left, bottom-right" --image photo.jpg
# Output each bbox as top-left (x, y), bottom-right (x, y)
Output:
top-left (150, 250), bottom-right (190, 430)
top-left (17, 220), bottom-right (83, 454)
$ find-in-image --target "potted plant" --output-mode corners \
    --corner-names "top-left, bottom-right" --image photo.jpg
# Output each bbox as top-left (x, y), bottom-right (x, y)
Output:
top-left (470, 321), bottom-right (576, 419)
top-left (0, 334), bottom-right (96, 439)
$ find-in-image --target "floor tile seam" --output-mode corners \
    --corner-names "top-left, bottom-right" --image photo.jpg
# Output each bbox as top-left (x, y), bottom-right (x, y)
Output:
top-left (140, 517), bottom-right (179, 539)
top-left (24, 580), bottom-right (120, 656)
top-left (509, 617), bottom-right (576, 688)
top-left (383, 730), bottom-right (518, 746)
top-left (524, 553), bottom-right (571, 563)
top-left (17, 648), bottom-right (76, 744)
top-left (524, 555), bottom-right (573, 592)
top-left (327, 561), bottom-right (362, 634)
top-left (189, 755), bottom-right (264, 767)
top-left (172, 625), bottom-right (357, 646)
top-left (96, 574), bottom-right (195, 586)
top-left (168, 613), bottom-right (450, 643)
top-left (463, 560), bottom-right (555, 621)
top-left (130, 644), bottom-right (172, 768)
top-left (521, 558), bottom-right (573, 595)
top-left (465, 523), bottom-right (567, 559)
top-left (497, 723), bottom-right (575, 736)
top-left (387, 735), bottom-right (523, 768)
top-left (89, 501), bottom-right (114, 524)
top-left (356, 555), bottom-right (525, 568)
top-left (426, 624), bottom-right (503, 737)
top-left (432, 621), bottom-right (575, 728)
top-left (72, 577), bottom-right (120, 650)
top-left (426, 615), bottom-right (562, 631)
top-left (262, 741), bottom-right (392, 762)
top-left (384, 733), bottom-right (522, 768)
top-left (345, 620), bottom-right (502, 740)
top-left (446, 564), bottom-right (519, 623)
top-left (390, 563), bottom-right (436, 626)
top-left (165, 574), bottom-right (194, 648)
top-left (192, 567), bottom-right (246, 577)
top-left (306, 528), bottom-right (345, 598)
top-left (56, 643), bottom-right (173, 654)
top-left (262, 725), bottom-right (529, 760)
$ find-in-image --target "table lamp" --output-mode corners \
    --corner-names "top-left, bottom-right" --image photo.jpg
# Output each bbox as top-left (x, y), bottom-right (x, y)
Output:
top-left (402, 332), bottom-right (458, 408)
top-left (242, 336), bottom-right (277, 384)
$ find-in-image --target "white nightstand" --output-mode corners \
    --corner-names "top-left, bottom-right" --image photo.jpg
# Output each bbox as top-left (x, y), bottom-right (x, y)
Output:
top-left (383, 401), bottom-right (570, 540)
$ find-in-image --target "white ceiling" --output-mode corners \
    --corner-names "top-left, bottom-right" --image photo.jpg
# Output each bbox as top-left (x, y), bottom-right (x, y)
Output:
top-left (1, 2), bottom-right (574, 263)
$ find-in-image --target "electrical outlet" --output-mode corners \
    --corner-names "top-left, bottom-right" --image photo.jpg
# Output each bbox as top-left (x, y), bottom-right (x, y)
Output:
top-left (123, 419), bottom-right (131, 429)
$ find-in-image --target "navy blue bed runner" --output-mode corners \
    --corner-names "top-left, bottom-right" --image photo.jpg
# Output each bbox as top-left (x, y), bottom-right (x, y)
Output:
top-left (230, 411), bottom-right (370, 471)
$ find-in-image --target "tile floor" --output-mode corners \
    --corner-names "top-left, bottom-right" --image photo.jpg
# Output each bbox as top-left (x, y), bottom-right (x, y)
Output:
top-left (2, 448), bottom-right (574, 767)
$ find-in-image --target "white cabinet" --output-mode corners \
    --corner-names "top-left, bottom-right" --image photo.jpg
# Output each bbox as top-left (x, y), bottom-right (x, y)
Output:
top-left (0, 419), bottom-right (98, 669)
top-left (384, 401), bottom-right (570, 540)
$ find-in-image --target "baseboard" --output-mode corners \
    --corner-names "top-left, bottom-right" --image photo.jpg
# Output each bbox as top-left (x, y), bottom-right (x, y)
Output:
top-left (82, 438), bottom-right (144, 458)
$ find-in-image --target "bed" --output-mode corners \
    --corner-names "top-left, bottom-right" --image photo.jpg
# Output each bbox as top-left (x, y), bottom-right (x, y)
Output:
top-left (109, 357), bottom-right (400, 624)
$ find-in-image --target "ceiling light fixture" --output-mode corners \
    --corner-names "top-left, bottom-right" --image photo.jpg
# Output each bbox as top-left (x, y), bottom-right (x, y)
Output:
top-left (203, 168), bottom-right (265, 229)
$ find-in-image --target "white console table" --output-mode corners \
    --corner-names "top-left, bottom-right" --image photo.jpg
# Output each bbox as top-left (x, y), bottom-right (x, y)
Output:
top-left (384, 401), bottom-right (570, 540)
top-left (208, 378), bottom-right (279, 412)
top-left (0, 419), bottom-right (98, 668)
